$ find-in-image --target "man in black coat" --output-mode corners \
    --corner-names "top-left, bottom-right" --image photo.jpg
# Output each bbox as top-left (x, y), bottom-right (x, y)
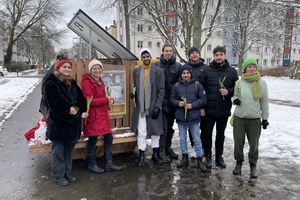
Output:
top-left (155, 43), bottom-right (181, 162)
top-left (200, 46), bottom-right (239, 169)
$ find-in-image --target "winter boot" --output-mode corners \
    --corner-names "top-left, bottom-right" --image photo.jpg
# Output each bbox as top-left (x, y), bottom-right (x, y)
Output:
top-left (250, 163), bottom-right (258, 178)
top-left (104, 151), bottom-right (123, 172)
top-left (177, 154), bottom-right (189, 168)
top-left (165, 147), bottom-right (179, 159)
top-left (205, 154), bottom-right (212, 168)
top-left (65, 174), bottom-right (77, 183)
top-left (216, 155), bottom-right (227, 168)
top-left (137, 150), bottom-right (145, 167)
top-left (152, 148), bottom-right (163, 165)
top-left (233, 160), bottom-right (243, 175)
top-left (197, 157), bottom-right (207, 172)
top-left (87, 153), bottom-right (104, 174)
top-left (159, 151), bottom-right (171, 163)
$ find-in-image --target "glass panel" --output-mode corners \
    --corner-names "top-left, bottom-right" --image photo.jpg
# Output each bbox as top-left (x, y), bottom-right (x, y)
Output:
top-left (101, 72), bottom-right (125, 104)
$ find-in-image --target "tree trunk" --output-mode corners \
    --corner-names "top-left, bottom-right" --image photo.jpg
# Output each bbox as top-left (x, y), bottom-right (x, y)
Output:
top-left (4, 43), bottom-right (13, 66)
top-left (192, 0), bottom-right (203, 47)
top-left (123, 0), bottom-right (131, 51)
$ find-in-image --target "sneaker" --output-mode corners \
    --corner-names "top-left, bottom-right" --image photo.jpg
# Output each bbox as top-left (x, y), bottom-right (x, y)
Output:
top-left (190, 146), bottom-right (197, 159)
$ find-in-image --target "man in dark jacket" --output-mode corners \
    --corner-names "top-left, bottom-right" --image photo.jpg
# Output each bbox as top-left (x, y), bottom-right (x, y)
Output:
top-left (187, 47), bottom-right (209, 158)
top-left (200, 46), bottom-right (239, 169)
top-left (155, 43), bottom-right (181, 162)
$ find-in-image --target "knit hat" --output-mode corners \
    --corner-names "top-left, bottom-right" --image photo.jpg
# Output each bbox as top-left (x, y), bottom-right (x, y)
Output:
top-left (139, 48), bottom-right (152, 58)
top-left (180, 64), bottom-right (193, 76)
top-left (188, 47), bottom-right (200, 57)
top-left (243, 57), bottom-right (258, 71)
top-left (88, 59), bottom-right (103, 72)
top-left (55, 60), bottom-right (72, 71)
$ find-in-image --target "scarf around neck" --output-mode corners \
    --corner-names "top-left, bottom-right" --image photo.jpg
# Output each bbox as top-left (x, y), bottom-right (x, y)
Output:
top-left (139, 64), bottom-right (152, 118)
top-left (242, 71), bottom-right (262, 100)
top-left (54, 70), bottom-right (73, 89)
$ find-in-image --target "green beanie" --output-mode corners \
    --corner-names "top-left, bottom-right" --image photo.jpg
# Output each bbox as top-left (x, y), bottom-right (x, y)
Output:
top-left (243, 57), bottom-right (258, 71)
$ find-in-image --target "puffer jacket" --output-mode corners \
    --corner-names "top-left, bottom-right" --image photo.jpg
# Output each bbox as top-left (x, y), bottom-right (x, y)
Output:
top-left (155, 54), bottom-right (181, 114)
top-left (170, 76), bottom-right (207, 125)
top-left (201, 59), bottom-right (239, 117)
top-left (188, 58), bottom-right (209, 83)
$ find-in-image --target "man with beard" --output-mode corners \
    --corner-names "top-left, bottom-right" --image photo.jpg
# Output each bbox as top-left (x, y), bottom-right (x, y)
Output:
top-left (155, 44), bottom-right (181, 163)
top-left (200, 46), bottom-right (238, 169)
top-left (131, 48), bottom-right (165, 167)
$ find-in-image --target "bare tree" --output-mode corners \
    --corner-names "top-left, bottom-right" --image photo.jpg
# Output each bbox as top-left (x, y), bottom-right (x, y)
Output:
top-left (0, 0), bottom-right (66, 65)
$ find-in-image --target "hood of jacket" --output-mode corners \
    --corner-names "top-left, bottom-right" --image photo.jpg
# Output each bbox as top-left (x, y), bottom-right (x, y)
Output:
top-left (188, 58), bottom-right (206, 68)
top-left (210, 59), bottom-right (230, 69)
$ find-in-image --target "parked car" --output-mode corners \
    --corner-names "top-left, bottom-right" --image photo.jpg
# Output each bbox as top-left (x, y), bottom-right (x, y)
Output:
top-left (0, 66), bottom-right (8, 76)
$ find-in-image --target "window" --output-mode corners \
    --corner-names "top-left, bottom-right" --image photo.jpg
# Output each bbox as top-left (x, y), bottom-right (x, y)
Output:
top-left (208, 15), bottom-right (213, 23)
top-left (294, 48), bottom-right (296, 53)
top-left (284, 53), bottom-right (289, 59)
top-left (223, 31), bottom-right (227, 37)
top-left (169, 18), bottom-right (175, 26)
top-left (233, 39), bottom-right (238, 45)
top-left (277, 60), bottom-right (280, 64)
top-left (271, 60), bottom-right (274, 65)
top-left (224, 17), bottom-right (228, 22)
top-left (148, 41), bottom-right (152, 48)
top-left (256, 59), bottom-right (260, 65)
top-left (209, 1), bottom-right (213, 7)
top-left (217, 31), bottom-right (221, 36)
top-left (285, 29), bottom-right (292, 35)
top-left (138, 41), bottom-right (143, 48)
top-left (157, 42), bottom-right (161, 48)
top-left (148, 25), bottom-right (152, 32)
top-left (264, 47), bottom-right (267, 53)
top-left (234, 25), bottom-right (239, 30)
top-left (207, 58), bottom-right (212, 64)
top-left (299, 49), bottom-right (300, 53)
top-left (138, 24), bottom-right (143, 32)
top-left (232, 51), bottom-right (237, 58)
top-left (137, 7), bottom-right (143, 15)
top-left (207, 44), bottom-right (211, 51)
top-left (284, 41), bottom-right (290, 47)
top-left (263, 59), bottom-right (267, 65)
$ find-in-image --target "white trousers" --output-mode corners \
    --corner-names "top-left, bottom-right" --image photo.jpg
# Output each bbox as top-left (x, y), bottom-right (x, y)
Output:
top-left (137, 112), bottom-right (160, 151)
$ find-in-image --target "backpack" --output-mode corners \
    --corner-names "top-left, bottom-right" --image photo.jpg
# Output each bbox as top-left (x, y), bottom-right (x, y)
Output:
top-left (174, 81), bottom-right (200, 99)
top-left (39, 97), bottom-right (50, 120)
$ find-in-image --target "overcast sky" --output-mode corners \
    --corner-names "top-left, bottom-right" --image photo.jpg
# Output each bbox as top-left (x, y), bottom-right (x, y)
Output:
top-left (57, 0), bottom-right (116, 51)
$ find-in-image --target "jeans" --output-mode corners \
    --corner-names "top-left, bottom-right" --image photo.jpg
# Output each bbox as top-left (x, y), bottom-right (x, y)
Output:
top-left (87, 134), bottom-right (113, 155)
top-left (51, 140), bottom-right (75, 178)
top-left (159, 111), bottom-right (175, 152)
top-left (178, 123), bottom-right (203, 157)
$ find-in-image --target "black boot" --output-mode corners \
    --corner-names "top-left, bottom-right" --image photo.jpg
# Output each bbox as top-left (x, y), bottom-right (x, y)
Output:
top-left (137, 150), bottom-right (145, 167)
top-left (87, 153), bottom-right (104, 174)
top-left (197, 157), bottom-right (207, 172)
top-left (159, 151), bottom-right (171, 163)
top-left (205, 154), bottom-right (212, 168)
top-left (233, 160), bottom-right (243, 175)
top-left (104, 151), bottom-right (123, 172)
top-left (250, 163), bottom-right (258, 178)
top-left (165, 147), bottom-right (179, 159)
top-left (177, 154), bottom-right (189, 168)
top-left (152, 148), bottom-right (163, 165)
top-left (216, 155), bottom-right (227, 168)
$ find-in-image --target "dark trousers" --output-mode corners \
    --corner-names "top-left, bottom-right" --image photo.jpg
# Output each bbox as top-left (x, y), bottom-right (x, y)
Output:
top-left (87, 133), bottom-right (113, 155)
top-left (51, 140), bottom-right (75, 178)
top-left (159, 111), bottom-right (175, 152)
top-left (201, 115), bottom-right (229, 156)
top-left (188, 117), bottom-right (206, 147)
top-left (233, 116), bottom-right (261, 165)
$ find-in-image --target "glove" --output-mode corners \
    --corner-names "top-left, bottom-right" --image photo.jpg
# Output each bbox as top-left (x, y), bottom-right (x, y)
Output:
top-left (233, 98), bottom-right (241, 106)
top-left (130, 92), bottom-right (136, 99)
top-left (262, 120), bottom-right (269, 129)
top-left (151, 107), bottom-right (160, 119)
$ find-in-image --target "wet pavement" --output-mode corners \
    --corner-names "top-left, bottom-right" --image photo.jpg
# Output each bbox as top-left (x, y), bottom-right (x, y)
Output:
top-left (0, 80), bottom-right (300, 200)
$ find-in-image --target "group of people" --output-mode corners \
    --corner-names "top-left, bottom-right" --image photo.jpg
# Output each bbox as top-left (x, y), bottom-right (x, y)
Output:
top-left (43, 43), bottom-right (269, 186)
top-left (131, 45), bottom-right (269, 178)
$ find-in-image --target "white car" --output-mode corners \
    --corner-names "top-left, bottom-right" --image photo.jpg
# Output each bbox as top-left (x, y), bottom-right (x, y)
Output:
top-left (0, 66), bottom-right (8, 76)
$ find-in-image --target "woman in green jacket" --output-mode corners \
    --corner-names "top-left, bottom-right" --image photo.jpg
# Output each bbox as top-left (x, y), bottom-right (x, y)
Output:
top-left (232, 57), bottom-right (269, 178)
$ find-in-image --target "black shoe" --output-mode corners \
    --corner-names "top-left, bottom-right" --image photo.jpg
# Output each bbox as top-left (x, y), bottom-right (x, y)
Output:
top-left (216, 155), bottom-right (226, 168)
top-left (152, 148), bottom-right (163, 165)
top-left (137, 150), bottom-right (145, 167)
top-left (197, 157), bottom-right (207, 172)
top-left (87, 153), bottom-right (105, 174)
top-left (65, 174), bottom-right (76, 183)
top-left (205, 154), bottom-right (212, 168)
top-left (104, 151), bottom-right (123, 172)
top-left (177, 154), bottom-right (189, 168)
top-left (159, 151), bottom-right (171, 163)
top-left (165, 147), bottom-right (179, 159)
top-left (233, 160), bottom-right (243, 175)
top-left (54, 177), bottom-right (69, 186)
top-left (250, 163), bottom-right (258, 178)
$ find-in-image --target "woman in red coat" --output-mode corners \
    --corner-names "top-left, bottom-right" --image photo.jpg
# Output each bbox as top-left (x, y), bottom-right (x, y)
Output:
top-left (81, 59), bottom-right (123, 173)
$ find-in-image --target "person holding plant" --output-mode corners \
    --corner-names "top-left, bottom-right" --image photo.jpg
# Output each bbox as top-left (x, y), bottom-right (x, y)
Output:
top-left (170, 64), bottom-right (207, 171)
top-left (81, 59), bottom-right (123, 174)
top-left (200, 46), bottom-right (239, 169)
top-left (43, 55), bottom-right (88, 186)
top-left (232, 57), bottom-right (269, 178)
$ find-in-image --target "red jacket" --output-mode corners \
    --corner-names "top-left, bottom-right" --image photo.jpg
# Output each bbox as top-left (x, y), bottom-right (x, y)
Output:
top-left (81, 73), bottom-right (111, 137)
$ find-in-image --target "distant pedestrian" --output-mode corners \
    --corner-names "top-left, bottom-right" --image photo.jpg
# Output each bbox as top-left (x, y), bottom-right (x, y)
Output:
top-left (200, 46), bottom-right (239, 169)
top-left (232, 57), bottom-right (269, 178)
top-left (43, 55), bottom-right (88, 186)
top-left (81, 59), bottom-right (123, 174)
top-left (170, 64), bottom-right (207, 171)
top-left (131, 48), bottom-right (165, 167)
